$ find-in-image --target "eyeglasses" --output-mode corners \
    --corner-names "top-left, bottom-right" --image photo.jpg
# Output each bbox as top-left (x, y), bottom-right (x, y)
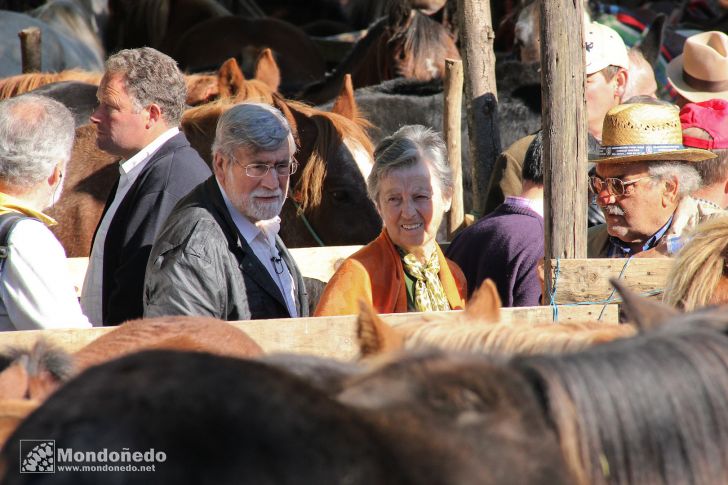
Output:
top-left (588, 175), bottom-right (656, 196)
top-left (234, 159), bottom-right (299, 178)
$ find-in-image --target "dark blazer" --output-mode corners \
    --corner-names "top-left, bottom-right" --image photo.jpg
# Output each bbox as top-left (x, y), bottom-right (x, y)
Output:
top-left (96, 132), bottom-right (211, 325)
top-left (143, 176), bottom-right (308, 321)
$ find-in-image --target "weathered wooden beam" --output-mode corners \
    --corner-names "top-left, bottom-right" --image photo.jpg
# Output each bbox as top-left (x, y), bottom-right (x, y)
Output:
top-left (444, 58), bottom-right (464, 239)
top-left (549, 258), bottom-right (673, 304)
top-left (457, 0), bottom-right (500, 216)
top-left (541, 0), bottom-right (589, 296)
top-left (0, 305), bottom-right (619, 358)
top-left (19, 27), bottom-right (41, 73)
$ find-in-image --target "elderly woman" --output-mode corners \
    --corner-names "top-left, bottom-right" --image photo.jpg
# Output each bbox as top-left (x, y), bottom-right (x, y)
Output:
top-left (315, 125), bottom-right (466, 316)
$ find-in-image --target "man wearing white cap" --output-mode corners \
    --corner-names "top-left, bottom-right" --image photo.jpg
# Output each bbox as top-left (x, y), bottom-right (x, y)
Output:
top-left (666, 31), bottom-right (728, 107)
top-left (485, 21), bottom-right (640, 214)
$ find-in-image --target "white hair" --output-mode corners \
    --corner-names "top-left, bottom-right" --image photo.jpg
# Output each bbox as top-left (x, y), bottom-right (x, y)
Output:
top-left (0, 94), bottom-right (74, 187)
top-left (212, 102), bottom-right (295, 159)
top-left (368, 125), bottom-right (453, 203)
top-left (648, 161), bottom-right (701, 196)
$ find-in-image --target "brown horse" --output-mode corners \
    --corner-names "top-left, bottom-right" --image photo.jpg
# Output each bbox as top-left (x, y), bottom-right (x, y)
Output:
top-left (299, 0), bottom-right (460, 105)
top-left (0, 69), bottom-right (227, 107)
top-left (182, 65), bottom-right (382, 247)
top-left (46, 124), bottom-right (119, 257)
top-left (172, 15), bottom-right (326, 96)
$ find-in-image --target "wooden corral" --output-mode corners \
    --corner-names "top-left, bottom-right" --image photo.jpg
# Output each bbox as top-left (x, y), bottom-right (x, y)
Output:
top-left (0, 304), bottom-right (619, 361)
top-left (548, 258), bottom-right (674, 304)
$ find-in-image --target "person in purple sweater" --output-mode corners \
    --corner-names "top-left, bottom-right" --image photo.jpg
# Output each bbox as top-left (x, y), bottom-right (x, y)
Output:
top-left (446, 133), bottom-right (544, 306)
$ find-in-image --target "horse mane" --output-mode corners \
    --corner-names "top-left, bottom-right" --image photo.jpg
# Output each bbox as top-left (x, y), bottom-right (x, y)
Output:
top-left (663, 216), bottom-right (728, 311)
top-left (397, 320), bottom-right (636, 356)
top-left (0, 70), bottom-right (102, 100)
top-left (515, 327), bottom-right (728, 484)
top-left (389, 9), bottom-right (455, 78)
top-left (31, 0), bottom-right (105, 63)
top-left (0, 340), bottom-right (74, 400)
top-left (285, 100), bottom-right (373, 213)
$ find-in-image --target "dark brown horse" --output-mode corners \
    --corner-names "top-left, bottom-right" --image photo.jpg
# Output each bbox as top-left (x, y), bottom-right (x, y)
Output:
top-left (172, 15), bottom-right (326, 96)
top-left (103, 0), bottom-right (229, 55)
top-left (298, 0), bottom-right (460, 105)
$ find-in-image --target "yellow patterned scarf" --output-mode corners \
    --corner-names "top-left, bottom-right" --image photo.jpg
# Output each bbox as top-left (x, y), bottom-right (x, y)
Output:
top-left (402, 251), bottom-right (450, 312)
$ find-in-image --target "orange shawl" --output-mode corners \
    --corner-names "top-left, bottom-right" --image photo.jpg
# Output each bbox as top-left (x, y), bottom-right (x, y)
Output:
top-left (314, 230), bottom-right (467, 316)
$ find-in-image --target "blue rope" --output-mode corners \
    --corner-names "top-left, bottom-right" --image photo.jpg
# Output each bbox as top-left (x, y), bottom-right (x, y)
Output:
top-left (549, 258), bottom-right (562, 322)
top-left (548, 255), bottom-right (664, 320)
top-left (597, 256), bottom-right (633, 321)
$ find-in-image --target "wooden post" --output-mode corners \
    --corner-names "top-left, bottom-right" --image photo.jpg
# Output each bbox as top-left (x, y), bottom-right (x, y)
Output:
top-left (444, 58), bottom-right (464, 239)
top-left (456, 0), bottom-right (501, 217)
top-left (19, 27), bottom-right (42, 73)
top-left (540, 0), bottom-right (588, 298)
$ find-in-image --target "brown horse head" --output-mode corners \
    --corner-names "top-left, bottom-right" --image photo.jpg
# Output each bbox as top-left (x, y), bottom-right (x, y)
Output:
top-left (73, 315), bottom-right (263, 374)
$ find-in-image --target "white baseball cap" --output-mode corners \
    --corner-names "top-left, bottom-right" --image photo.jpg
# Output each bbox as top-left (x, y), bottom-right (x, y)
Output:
top-left (584, 21), bottom-right (630, 75)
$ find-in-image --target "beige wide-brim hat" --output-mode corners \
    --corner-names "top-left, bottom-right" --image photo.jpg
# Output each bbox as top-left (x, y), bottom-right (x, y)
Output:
top-left (666, 31), bottom-right (728, 103)
top-left (591, 103), bottom-right (716, 164)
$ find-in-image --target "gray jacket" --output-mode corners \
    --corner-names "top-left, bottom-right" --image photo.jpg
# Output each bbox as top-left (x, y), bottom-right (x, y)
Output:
top-left (143, 176), bottom-right (308, 320)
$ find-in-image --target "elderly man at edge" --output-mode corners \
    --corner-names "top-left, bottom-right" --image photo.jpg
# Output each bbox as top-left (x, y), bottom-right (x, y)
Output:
top-left (588, 102), bottom-right (720, 258)
top-left (315, 125), bottom-right (466, 316)
top-left (0, 94), bottom-right (90, 330)
top-left (82, 47), bottom-right (211, 326)
top-left (144, 103), bottom-right (308, 320)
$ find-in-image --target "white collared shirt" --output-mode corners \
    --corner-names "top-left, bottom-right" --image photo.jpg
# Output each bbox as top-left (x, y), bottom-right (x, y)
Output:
top-left (81, 127), bottom-right (180, 325)
top-left (0, 219), bottom-right (91, 331)
top-left (217, 180), bottom-right (298, 318)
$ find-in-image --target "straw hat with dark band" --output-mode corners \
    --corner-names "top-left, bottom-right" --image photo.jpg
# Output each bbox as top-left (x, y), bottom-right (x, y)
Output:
top-left (591, 103), bottom-right (716, 164)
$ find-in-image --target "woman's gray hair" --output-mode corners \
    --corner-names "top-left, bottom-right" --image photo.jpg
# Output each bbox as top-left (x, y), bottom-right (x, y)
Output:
top-left (212, 103), bottom-right (295, 159)
top-left (368, 125), bottom-right (453, 203)
top-left (648, 161), bottom-right (701, 196)
top-left (105, 47), bottom-right (186, 125)
top-left (0, 94), bottom-right (75, 186)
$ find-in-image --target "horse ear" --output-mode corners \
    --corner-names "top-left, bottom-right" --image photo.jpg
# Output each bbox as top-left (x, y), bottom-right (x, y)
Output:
top-left (254, 48), bottom-right (281, 92)
top-left (0, 358), bottom-right (29, 400)
top-left (331, 74), bottom-right (358, 120)
top-left (610, 278), bottom-right (679, 332)
top-left (218, 58), bottom-right (246, 98)
top-left (635, 13), bottom-right (666, 69)
top-left (465, 279), bottom-right (501, 322)
top-left (357, 299), bottom-right (404, 357)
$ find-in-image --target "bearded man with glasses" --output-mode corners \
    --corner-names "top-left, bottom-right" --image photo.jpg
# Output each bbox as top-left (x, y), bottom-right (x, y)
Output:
top-left (587, 102), bottom-right (722, 258)
top-left (144, 103), bottom-right (308, 320)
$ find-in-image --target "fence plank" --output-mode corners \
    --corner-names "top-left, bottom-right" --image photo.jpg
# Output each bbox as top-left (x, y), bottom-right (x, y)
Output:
top-left (550, 258), bottom-right (673, 304)
top-left (0, 305), bottom-right (618, 359)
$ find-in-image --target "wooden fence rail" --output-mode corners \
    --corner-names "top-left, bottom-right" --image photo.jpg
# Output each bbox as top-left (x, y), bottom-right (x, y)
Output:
top-left (548, 258), bottom-right (673, 305)
top-left (0, 304), bottom-right (619, 360)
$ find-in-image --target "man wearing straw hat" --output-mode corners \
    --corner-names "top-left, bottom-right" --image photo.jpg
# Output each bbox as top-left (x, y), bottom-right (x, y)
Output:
top-left (587, 102), bottom-right (720, 258)
top-left (666, 31), bottom-right (728, 107)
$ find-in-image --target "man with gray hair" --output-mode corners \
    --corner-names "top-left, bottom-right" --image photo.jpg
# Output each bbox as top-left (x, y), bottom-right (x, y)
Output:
top-left (0, 94), bottom-right (89, 330)
top-left (588, 102), bottom-right (722, 257)
top-left (82, 47), bottom-right (211, 325)
top-left (144, 102), bottom-right (308, 320)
